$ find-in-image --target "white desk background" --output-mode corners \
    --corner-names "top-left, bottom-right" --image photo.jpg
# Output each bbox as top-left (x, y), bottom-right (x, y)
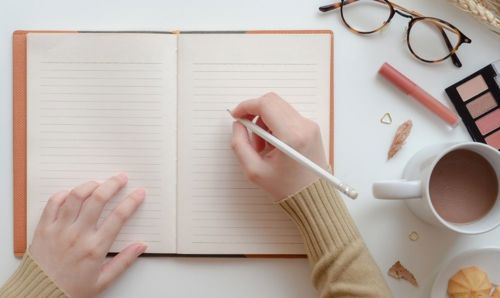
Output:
top-left (0, 0), bottom-right (499, 297)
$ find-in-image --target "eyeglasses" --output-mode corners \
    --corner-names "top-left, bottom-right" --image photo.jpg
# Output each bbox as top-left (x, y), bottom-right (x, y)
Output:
top-left (319, 0), bottom-right (471, 67)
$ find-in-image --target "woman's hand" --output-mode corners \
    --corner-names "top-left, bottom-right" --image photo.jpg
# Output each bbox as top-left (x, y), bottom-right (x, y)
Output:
top-left (30, 173), bottom-right (146, 298)
top-left (230, 92), bottom-right (328, 200)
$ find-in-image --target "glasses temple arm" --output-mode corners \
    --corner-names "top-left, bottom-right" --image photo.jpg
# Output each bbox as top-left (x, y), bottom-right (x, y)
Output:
top-left (440, 29), bottom-right (462, 67)
top-left (319, 0), bottom-right (387, 12)
top-left (319, 2), bottom-right (342, 12)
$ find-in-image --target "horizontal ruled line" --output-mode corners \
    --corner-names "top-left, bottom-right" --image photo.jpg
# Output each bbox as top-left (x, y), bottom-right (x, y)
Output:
top-left (42, 201), bottom-right (161, 208)
top-left (41, 84), bottom-right (163, 88)
top-left (193, 70), bottom-right (315, 73)
top-left (192, 216), bottom-right (290, 222)
top-left (42, 69), bottom-right (163, 72)
top-left (41, 61), bottom-right (164, 65)
top-left (192, 110), bottom-right (227, 113)
top-left (192, 202), bottom-right (272, 206)
top-left (192, 149), bottom-right (232, 152)
top-left (39, 138), bottom-right (161, 143)
top-left (191, 170), bottom-right (242, 175)
top-left (192, 101), bottom-right (316, 105)
top-left (194, 93), bottom-right (316, 97)
top-left (191, 162), bottom-right (239, 166)
top-left (114, 239), bottom-right (161, 242)
top-left (191, 194), bottom-right (266, 198)
top-left (39, 176), bottom-right (161, 182)
top-left (193, 187), bottom-right (256, 190)
top-left (40, 161), bottom-right (161, 165)
top-left (194, 78), bottom-right (315, 81)
top-left (40, 115), bottom-right (162, 119)
top-left (39, 185), bottom-right (161, 191)
top-left (40, 153), bottom-right (161, 158)
top-left (192, 241), bottom-right (302, 244)
top-left (40, 145), bottom-right (160, 149)
top-left (40, 99), bottom-right (161, 102)
top-left (41, 169), bottom-right (161, 173)
top-left (193, 225), bottom-right (297, 230)
top-left (192, 210), bottom-right (280, 214)
top-left (192, 132), bottom-right (228, 135)
top-left (194, 86), bottom-right (315, 89)
top-left (193, 233), bottom-right (299, 237)
top-left (40, 123), bottom-right (162, 127)
top-left (40, 107), bottom-right (159, 111)
top-left (41, 77), bottom-right (162, 80)
top-left (40, 131), bottom-right (161, 135)
top-left (193, 62), bottom-right (315, 66)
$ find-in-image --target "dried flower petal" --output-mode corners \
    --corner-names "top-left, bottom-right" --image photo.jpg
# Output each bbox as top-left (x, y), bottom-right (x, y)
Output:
top-left (388, 261), bottom-right (418, 287)
top-left (388, 120), bottom-right (412, 160)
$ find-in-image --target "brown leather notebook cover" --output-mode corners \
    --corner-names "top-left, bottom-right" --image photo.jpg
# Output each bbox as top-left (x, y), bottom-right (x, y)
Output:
top-left (12, 30), bottom-right (334, 257)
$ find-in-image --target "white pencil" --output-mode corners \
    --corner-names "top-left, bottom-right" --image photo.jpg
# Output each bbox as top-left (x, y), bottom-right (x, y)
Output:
top-left (229, 111), bottom-right (358, 200)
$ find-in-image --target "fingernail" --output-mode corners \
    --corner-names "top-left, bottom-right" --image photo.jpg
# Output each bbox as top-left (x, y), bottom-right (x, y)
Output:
top-left (117, 172), bottom-right (128, 183)
top-left (135, 188), bottom-right (146, 198)
top-left (135, 243), bottom-right (147, 256)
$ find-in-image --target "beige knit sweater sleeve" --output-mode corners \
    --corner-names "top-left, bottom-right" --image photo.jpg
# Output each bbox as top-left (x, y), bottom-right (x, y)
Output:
top-left (0, 251), bottom-right (68, 298)
top-left (278, 179), bottom-right (392, 298)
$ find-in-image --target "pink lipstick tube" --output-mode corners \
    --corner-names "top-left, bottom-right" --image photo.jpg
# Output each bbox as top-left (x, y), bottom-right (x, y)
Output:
top-left (379, 62), bottom-right (460, 127)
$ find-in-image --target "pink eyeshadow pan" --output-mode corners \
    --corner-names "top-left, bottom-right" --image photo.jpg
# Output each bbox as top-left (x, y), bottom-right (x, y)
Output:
top-left (476, 108), bottom-right (500, 135)
top-left (466, 92), bottom-right (497, 118)
top-left (485, 130), bottom-right (500, 149)
top-left (456, 75), bottom-right (488, 101)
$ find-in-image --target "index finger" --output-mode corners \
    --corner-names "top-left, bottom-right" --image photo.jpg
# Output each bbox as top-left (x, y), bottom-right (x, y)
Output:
top-left (97, 188), bottom-right (145, 251)
top-left (231, 92), bottom-right (301, 133)
top-left (76, 173), bottom-right (128, 227)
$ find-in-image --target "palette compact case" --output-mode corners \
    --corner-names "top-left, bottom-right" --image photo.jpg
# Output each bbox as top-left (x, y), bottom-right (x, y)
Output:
top-left (446, 60), bottom-right (500, 150)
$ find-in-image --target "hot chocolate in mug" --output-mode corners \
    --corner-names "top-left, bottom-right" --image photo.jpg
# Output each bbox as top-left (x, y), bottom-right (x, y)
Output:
top-left (373, 142), bottom-right (500, 234)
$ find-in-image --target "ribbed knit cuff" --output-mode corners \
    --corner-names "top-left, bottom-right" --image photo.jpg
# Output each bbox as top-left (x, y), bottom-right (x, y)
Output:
top-left (0, 252), bottom-right (68, 298)
top-left (278, 179), bottom-right (360, 264)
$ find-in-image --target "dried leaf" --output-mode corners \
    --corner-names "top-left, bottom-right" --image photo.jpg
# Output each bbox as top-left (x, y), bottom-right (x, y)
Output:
top-left (388, 261), bottom-right (418, 287)
top-left (387, 120), bottom-right (412, 160)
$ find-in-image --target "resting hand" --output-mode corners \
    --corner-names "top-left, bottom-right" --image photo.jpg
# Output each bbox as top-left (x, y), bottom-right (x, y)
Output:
top-left (30, 173), bottom-right (146, 298)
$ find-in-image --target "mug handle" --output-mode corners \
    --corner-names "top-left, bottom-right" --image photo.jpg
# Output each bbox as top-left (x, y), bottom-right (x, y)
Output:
top-left (372, 180), bottom-right (422, 200)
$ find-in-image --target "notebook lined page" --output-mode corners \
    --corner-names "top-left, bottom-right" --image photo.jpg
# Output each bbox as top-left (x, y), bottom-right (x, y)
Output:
top-left (27, 33), bottom-right (178, 253)
top-left (177, 34), bottom-right (331, 254)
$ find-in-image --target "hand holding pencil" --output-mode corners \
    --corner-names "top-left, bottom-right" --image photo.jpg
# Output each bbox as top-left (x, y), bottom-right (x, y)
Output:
top-left (230, 92), bottom-right (357, 200)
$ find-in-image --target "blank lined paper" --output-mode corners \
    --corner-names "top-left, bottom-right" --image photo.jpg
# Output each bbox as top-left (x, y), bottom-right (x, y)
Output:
top-left (27, 33), bottom-right (178, 253)
top-left (177, 34), bottom-right (331, 254)
top-left (25, 32), bottom-right (332, 255)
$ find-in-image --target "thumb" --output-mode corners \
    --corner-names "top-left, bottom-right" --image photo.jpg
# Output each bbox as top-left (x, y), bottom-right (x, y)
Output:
top-left (96, 242), bottom-right (146, 293)
top-left (231, 121), bottom-right (265, 181)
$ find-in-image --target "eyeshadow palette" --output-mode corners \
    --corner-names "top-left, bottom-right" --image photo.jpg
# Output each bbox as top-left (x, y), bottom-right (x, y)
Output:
top-left (446, 60), bottom-right (500, 150)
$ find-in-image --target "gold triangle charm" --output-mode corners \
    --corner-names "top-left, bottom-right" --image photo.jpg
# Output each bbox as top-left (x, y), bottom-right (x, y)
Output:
top-left (380, 112), bottom-right (392, 125)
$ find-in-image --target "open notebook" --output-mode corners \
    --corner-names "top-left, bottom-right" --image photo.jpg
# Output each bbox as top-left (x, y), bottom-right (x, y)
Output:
top-left (13, 30), bottom-right (333, 255)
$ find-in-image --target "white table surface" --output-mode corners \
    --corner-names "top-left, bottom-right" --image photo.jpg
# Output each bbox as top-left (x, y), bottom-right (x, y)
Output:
top-left (1, 0), bottom-right (499, 297)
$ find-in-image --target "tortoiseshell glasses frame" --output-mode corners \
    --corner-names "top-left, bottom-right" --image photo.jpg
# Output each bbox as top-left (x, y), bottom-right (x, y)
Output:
top-left (319, 0), bottom-right (472, 67)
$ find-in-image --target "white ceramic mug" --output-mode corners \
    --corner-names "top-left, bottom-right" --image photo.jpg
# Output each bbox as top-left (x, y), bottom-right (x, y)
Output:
top-left (372, 142), bottom-right (500, 234)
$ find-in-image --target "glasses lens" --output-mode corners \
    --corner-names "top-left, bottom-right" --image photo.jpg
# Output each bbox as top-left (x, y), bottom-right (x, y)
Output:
top-left (408, 18), bottom-right (460, 62)
top-left (341, 0), bottom-right (392, 33)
